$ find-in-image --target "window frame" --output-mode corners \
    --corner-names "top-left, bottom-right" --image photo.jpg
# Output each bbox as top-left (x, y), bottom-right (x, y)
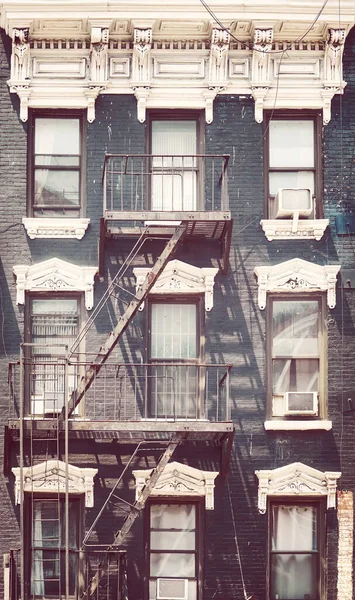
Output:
top-left (264, 111), bottom-right (323, 219)
top-left (145, 497), bottom-right (204, 600)
top-left (147, 110), bottom-right (205, 211)
top-left (267, 498), bottom-right (325, 600)
top-left (266, 294), bottom-right (327, 420)
top-left (146, 296), bottom-right (204, 419)
top-left (24, 292), bottom-right (85, 416)
top-left (28, 110), bottom-right (86, 218)
top-left (25, 494), bottom-right (83, 600)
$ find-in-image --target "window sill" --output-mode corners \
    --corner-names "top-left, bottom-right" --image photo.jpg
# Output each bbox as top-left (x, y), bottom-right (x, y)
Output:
top-left (260, 219), bottom-right (329, 241)
top-left (23, 217), bottom-right (90, 240)
top-left (264, 419), bottom-right (332, 431)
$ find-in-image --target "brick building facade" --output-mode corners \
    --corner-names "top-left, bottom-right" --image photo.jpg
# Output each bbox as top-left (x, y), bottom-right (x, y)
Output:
top-left (0, 2), bottom-right (355, 599)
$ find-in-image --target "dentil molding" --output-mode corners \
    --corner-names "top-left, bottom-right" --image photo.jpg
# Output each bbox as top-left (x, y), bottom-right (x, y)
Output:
top-left (133, 461), bottom-right (219, 510)
top-left (22, 217), bottom-right (90, 240)
top-left (260, 218), bottom-right (329, 241)
top-left (255, 462), bottom-right (341, 513)
top-left (254, 258), bottom-right (340, 310)
top-left (12, 460), bottom-right (98, 507)
top-left (133, 259), bottom-right (218, 311)
top-left (13, 257), bottom-right (98, 310)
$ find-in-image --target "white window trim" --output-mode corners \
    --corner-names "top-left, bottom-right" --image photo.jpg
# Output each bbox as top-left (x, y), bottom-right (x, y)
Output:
top-left (133, 461), bottom-right (218, 510)
top-left (254, 258), bottom-right (340, 310)
top-left (13, 257), bottom-right (98, 310)
top-left (255, 462), bottom-right (341, 514)
top-left (264, 419), bottom-right (332, 431)
top-left (22, 217), bottom-right (90, 240)
top-left (133, 260), bottom-right (218, 311)
top-left (12, 460), bottom-right (98, 507)
top-left (260, 218), bottom-right (329, 241)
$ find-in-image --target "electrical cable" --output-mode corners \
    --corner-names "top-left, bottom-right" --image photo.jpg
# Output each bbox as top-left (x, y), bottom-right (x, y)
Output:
top-left (199, 0), bottom-right (330, 53)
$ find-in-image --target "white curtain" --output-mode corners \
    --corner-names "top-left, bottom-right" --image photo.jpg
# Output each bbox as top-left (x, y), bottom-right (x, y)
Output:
top-left (31, 503), bottom-right (45, 596)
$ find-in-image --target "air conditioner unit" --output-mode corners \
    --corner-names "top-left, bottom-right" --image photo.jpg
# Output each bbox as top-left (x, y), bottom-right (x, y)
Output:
top-left (284, 391), bottom-right (318, 416)
top-left (275, 188), bottom-right (313, 219)
top-left (156, 578), bottom-right (188, 600)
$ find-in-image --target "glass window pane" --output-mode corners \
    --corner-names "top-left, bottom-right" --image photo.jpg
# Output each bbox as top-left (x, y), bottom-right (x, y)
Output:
top-left (34, 169), bottom-right (80, 206)
top-left (152, 121), bottom-right (196, 156)
top-left (35, 118), bottom-right (80, 156)
top-left (269, 171), bottom-right (314, 195)
top-left (269, 120), bottom-right (314, 168)
top-left (150, 304), bottom-right (197, 359)
top-left (150, 531), bottom-right (195, 551)
top-left (150, 504), bottom-right (196, 530)
top-left (271, 553), bottom-right (318, 600)
top-left (273, 358), bottom-right (319, 394)
top-left (273, 301), bottom-right (319, 357)
top-left (272, 505), bottom-right (317, 551)
top-left (150, 553), bottom-right (195, 577)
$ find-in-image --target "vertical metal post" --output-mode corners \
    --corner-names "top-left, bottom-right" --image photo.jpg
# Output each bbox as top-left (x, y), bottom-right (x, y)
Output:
top-left (64, 356), bottom-right (69, 599)
top-left (19, 345), bottom-right (25, 600)
top-left (103, 157), bottom-right (107, 213)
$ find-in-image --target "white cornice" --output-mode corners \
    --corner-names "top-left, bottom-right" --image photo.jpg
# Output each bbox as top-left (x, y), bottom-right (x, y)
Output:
top-left (133, 260), bottom-right (218, 311)
top-left (133, 461), bottom-right (219, 510)
top-left (254, 258), bottom-right (340, 309)
top-left (22, 217), bottom-right (90, 240)
top-left (260, 218), bottom-right (329, 241)
top-left (12, 460), bottom-right (98, 507)
top-left (13, 257), bottom-right (98, 310)
top-left (255, 462), bottom-right (341, 513)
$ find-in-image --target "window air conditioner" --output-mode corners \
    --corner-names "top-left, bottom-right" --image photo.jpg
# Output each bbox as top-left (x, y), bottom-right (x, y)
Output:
top-left (156, 578), bottom-right (188, 600)
top-left (284, 391), bottom-right (318, 416)
top-left (275, 188), bottom-right (313, 219)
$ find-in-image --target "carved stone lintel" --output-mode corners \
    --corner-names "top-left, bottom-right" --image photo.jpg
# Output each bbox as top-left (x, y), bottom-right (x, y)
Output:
top-left (13, 258), bottom-right (97, 310)
top-left (133, 260), bottom-right (218, 311)
top-left (260, 218), bottom-right (329, 241)
top-left (133, 462), bottom-right (219, 510)
top-left (209, 28), bottom-right (230, 86)
top-left (12, 460), bottom-right (98, 507)
top-left (90, 27), bottom-right (109, 83)
top-left (254, 258), bottom-right (340, 310)
top-left (133, 86), bottom-right (150, 123)
top-left (22, 217), bottom-right (90, 240)
top-left (11, 28), bottom-right (30, 82)
top-left (255, 462), bottom-right (341, 513)
top-left (133, 28), bottom-right (152, 84)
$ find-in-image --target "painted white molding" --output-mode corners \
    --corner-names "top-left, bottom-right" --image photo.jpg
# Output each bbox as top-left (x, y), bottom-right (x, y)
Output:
top-left (11, 28), bottom-right (30, 81)
top-left (90, 26), bottom-right (109, 83)
top-left (13, 257), bottom-right (98, 310)
top-left (12, 460), bottom-right (98, 507)
top-left (133, 259), bottom-right (218, 311)
top-left (254, 258), bottom-right (340, 310)
top-left (22, 217), bottom-right (90, 240)
top-left (209, 28), bottom-right (230, 87)
top-left (260, 218), bottom-right (329, 241)
top-left (133, 461), bottom-right (219, 510)
top-left (264, 419), bottom-right (332, 431)
top-left (255, 462), bottom-right (341, 513)
top-left (251, 28), bottom-right (273, 123)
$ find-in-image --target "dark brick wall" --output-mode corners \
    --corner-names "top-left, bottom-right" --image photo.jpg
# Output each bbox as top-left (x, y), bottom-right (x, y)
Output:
top-left (0, 22), bottom-right (355, 600)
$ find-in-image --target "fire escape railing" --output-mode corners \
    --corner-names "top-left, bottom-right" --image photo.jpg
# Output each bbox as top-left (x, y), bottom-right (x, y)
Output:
top-left (102, 154), bottom-right (230, 214)
top-left (8, 359), bottom-right (232, 423)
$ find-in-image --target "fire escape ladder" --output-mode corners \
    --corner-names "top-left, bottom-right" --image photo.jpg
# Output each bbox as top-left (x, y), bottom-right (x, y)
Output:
top-left (60, 222), bottom-right (187, 420)
top-left (83, 437), bottom-right (181, 599)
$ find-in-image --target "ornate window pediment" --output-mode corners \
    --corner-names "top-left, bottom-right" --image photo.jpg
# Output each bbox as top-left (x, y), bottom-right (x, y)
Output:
top-left (133, 461), bottom-right (218, 510)
top-left (12, 460), bottom-right (98, 507)
top-left (133, 260), bottom-right (218, 311)
top-left (255, 462), bottom-right (341, 514)
top-left (13, 258), bottom-right (98, 310)
top-left (254, 258), bottom-right (340, 310)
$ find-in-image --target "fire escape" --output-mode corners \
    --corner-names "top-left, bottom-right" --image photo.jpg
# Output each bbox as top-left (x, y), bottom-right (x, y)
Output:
top-left (6, 153), bottom-right (234, 599)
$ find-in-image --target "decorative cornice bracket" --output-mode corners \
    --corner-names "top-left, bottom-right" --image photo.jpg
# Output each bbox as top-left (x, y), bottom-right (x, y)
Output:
top-left (133, 461), bottom-right (219, 510)
top-left (209, 28), bottom-right (230, 87)
top-left (13, 460), bottom-right (98, 507)
top-left (133, 260), bottom-right (218, 311)
top-left (13, 258), bottom-right (98, 310)
top-left (255, 462), bottom-right (341, 513)
top-left (90, 26), bottom-right (109, 83)
top-left (254, 258), bottom-right (340, 310)
top-left (251, 27), bottom-right (273, 123)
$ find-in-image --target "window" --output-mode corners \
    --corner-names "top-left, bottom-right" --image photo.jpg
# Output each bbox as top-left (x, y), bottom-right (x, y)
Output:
top-left (30, 498), bottom-right (79, 597)
top-left (149, 113), bottom-right (203, 211)
top-left (148, 501), bottom-right (200, 600)
top-left (148, 300), bottom-right (202, 419)
top-left (269, 502), bottom-right (323, 600)
top-left (268, 296), bottom-right (326, 419)
top-left (26, 297), bottom-right (80, 415)
top-left (265, 112), bottom-right (322, 219)
top-left (29, 113), bottom-right (85, 217)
